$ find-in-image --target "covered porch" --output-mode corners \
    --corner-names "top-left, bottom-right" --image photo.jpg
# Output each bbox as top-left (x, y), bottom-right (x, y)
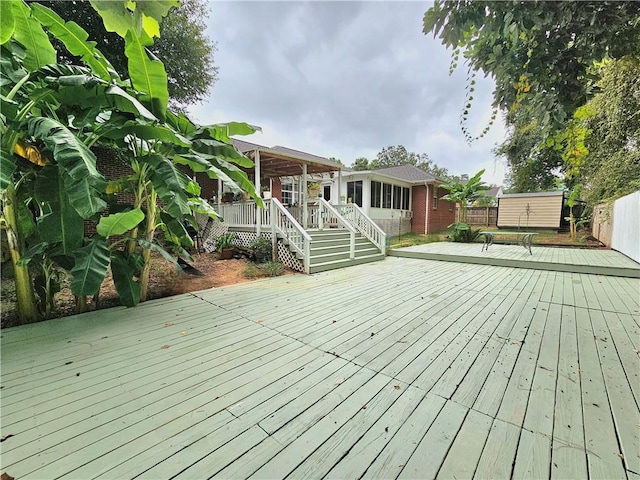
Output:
top-left (200, 140), bottom-right (386, 273)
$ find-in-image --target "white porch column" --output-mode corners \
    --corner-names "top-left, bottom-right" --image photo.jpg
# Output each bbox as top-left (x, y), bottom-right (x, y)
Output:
top-left (254, 149), bottom-right (261, 235)
top-left (302, 163), bottom-right (308, 229)
top-left (338, 169), bottom-right (343, 204)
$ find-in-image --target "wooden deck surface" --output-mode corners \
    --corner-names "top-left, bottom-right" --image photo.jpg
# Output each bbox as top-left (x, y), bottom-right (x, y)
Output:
top-left (391, 242), bottom-right (640, 278)
top-left (1, 255), bottom-right (639, 479)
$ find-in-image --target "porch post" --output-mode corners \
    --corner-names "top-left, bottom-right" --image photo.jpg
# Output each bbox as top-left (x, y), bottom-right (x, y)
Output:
top-left (255, 149), bottom-right (261, 235)
top-left (338, 169), bottom-right (343, 204)
top-left (302, 163), bottom-right (308, 229)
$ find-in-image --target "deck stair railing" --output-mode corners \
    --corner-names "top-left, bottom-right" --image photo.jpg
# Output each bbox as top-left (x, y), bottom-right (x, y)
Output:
top-left (271, 198), bottom-right (312, 273)
top-left (311, 198), bottom-right (356, 259)
top-left (334, 203), bottom-right (386, 254)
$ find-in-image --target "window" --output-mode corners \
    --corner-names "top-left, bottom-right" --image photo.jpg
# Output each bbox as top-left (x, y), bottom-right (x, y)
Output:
top-left (402, 187), bottom-right (410, 210)
top-left (393, 185), bottom-right (402, 210)
top-left (432, 186), bottom-right (438, 209)
top-left (281, 180), bottom-right (300, 206)
top-left (371, 181), bottom-right (381, 208)
top-left (347, 180), bottom-right (363, 207)
top-left (382, 183), bottom-right (392, 208)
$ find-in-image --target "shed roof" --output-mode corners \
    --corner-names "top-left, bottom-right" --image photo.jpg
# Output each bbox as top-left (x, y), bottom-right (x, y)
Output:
top-left (231, 139), bottom-right (341, 177)
top-left (499, 191), bottom-right (565, 198)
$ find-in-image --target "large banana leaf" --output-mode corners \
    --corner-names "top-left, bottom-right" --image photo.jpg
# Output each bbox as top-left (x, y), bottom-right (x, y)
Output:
top-left (192, 138), bottom-right (254, 168)
top-left (34, 166), bottom-right (84, 254)
top-left (26, 117), bottom-right (100, 179)
top-left (11, 0), bottom-right (56, 72)
top-left (188, 198), bottom-right (220, 219)
top-left (69, 237), bottom-right (110, 296)
top-left (101, 121), bottom-right (190, 147)
top-left (31, 4), bottom-right (117, 81)
top-left (0, 149), bottom-right (16, 192)
top-left (166, 111), bottom-right (196, 137)
top-left (96, 208), bottom-right (144, 238)
top-left (0, 1), bottom-right (15, 45)
top-left (124, 29), bottom-right (168, 121)
top-left (26, 117), bottom-right (107, 217)
top-left (89, 0), bottom-right (178, 38)
top-left (110, 251), bottom-right (140, 307)
top-left (206, 122), bottom-right (262, 143)
top-left (136, 238), bottom-right (178, 267)
top-left (65, 176), bottom-right (107, 219)
top-left (160, 211), bottom-right (192, 248)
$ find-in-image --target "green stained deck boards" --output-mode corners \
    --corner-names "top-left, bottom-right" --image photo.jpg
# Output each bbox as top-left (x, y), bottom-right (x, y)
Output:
top-left (1, 250), bottom-right (639, 479)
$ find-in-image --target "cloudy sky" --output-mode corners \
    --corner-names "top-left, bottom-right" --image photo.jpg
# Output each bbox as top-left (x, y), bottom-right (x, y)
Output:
top-left (189, 1), bottom-right (508, 185)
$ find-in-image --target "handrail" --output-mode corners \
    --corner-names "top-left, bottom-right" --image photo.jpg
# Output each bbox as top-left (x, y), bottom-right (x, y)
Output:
top-left (271, 198), bottom-right (312, 273)
top-left (313, 198), bottom-right (356, 259)
top-left (334, 203), bottom-right (386, 255)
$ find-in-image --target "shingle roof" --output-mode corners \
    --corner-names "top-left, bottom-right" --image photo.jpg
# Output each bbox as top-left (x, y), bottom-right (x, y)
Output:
top-left (369, 165), bottom-right (439, 184)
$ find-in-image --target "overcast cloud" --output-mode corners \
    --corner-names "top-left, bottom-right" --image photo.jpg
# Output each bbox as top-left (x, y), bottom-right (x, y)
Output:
top-left (189, 1), bottom-right (508, 185)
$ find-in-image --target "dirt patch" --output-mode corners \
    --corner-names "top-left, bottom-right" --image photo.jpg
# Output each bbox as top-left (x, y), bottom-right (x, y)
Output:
top-left (0, 253), bottom-right (294, 329)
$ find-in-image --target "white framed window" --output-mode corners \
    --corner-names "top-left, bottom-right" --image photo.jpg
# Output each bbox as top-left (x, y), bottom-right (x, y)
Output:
top-left (432, 186), bottom-right (438, 209)
top-left (281, 180), bottom-right (300, 206)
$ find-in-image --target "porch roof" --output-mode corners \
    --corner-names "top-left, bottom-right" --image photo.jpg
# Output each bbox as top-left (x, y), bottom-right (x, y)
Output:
top-left (232, 139), bottom-right (341, 177)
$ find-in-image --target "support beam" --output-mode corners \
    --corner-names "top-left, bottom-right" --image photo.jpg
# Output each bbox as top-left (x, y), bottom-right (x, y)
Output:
top-left (302, 163), bottom-right (309, 229)
top-left (255, 149), bottom-right (261, 235)
top-left (338, 169), bottom-right (343, 204)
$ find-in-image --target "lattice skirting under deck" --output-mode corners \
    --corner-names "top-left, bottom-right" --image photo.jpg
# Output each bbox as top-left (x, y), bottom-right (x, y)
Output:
top-left (196, 219), bottom-right (305, 273)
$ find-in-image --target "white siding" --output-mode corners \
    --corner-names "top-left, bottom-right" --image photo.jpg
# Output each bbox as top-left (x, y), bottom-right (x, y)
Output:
top-left (497, 194), bottom-right (564, 229)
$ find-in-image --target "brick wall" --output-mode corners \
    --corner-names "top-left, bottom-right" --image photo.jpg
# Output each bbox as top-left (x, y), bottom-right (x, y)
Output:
top-left (427, 185), bottom-right (456, 233)
top-left (411, 185), bottom-right (427, 234)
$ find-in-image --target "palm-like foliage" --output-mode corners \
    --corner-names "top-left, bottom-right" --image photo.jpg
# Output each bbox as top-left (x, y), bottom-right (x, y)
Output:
top-left (1, 0), bottom-right (260, 322)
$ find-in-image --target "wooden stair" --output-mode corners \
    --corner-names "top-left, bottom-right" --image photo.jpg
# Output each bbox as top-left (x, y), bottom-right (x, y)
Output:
top-left (306, 230), bottom-right (385, 273)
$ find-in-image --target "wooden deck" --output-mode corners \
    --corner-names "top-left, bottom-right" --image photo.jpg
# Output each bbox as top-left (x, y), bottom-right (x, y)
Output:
top-left (391, 242), bottom-right (640, 278)
top-left (1, 255), bottom-right (639, 479)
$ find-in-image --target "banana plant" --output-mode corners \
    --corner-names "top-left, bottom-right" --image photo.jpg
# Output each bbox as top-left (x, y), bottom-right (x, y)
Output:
top-left (2, 0), bottom-right (261, 321)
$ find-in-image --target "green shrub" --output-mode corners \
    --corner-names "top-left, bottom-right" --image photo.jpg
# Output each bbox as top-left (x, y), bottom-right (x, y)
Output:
top-left (259, 261), bottom-right (284, 277)
top-left (243, 263), bottom-right (260, 279)
top-left (447, 222), bottom-right (481, 243)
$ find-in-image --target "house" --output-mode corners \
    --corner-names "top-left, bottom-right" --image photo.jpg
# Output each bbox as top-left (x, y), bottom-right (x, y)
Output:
top-left (497, 191), bottom-right (575, 230)
top-left (322, 165), bottom-right (455, 236)
top-left (193, 139), bottom-right (386, 274)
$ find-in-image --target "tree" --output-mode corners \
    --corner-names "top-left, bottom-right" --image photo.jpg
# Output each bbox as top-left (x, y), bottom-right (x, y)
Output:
top-left (560, 56), bottom-right (640, 207)
top-left (424, 1), bottom-right (640, 187)
top-left (441, 169), bottom-right (489, 224)
top-left (34, 0), bottom-right (217, 109)
top-left (424, 1), bottom-right (640, 134)
top-left (352, 157), bottom-right (371, 171)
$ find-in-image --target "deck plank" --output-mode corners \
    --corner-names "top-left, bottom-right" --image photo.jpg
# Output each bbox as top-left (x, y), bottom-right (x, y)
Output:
top-left (474, 418), bottom-right (520, 479)
top-left (590, 309), bottom-right (640, 474)
top-left (398, 400), bottom-right (468, 479)
top-left (360, 393), bottom-right (446, 479)
top-left (512, 429), bottom-right (551, 480)
top-left (436, 408), bottom-right (493, 480)
top-left (551, 306), bottom-right (588, 480)
top-left (576, 307), bottom-right (627, 479)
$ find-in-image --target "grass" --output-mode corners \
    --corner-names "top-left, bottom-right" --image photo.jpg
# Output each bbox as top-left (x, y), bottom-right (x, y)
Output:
top-left (389, 232), bottom-right (447, 249)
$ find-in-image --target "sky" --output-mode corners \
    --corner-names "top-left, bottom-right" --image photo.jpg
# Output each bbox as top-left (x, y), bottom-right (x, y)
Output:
top-left (188, 1), bottom-right (508, 186)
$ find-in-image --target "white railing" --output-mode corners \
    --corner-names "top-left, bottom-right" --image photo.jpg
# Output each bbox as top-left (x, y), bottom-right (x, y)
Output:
top-left (271, 198), bottom-right (312, 273)
top-left (310, 198), bottom-right (356, 259)
top-left (334, 203), bottom-right (386, 255)
top-left (217, 201), bottom-right (270, 227)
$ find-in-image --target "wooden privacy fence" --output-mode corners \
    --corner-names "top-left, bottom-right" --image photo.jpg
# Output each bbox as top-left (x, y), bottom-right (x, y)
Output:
top-left (464, 207), bottom-right (498, 226)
